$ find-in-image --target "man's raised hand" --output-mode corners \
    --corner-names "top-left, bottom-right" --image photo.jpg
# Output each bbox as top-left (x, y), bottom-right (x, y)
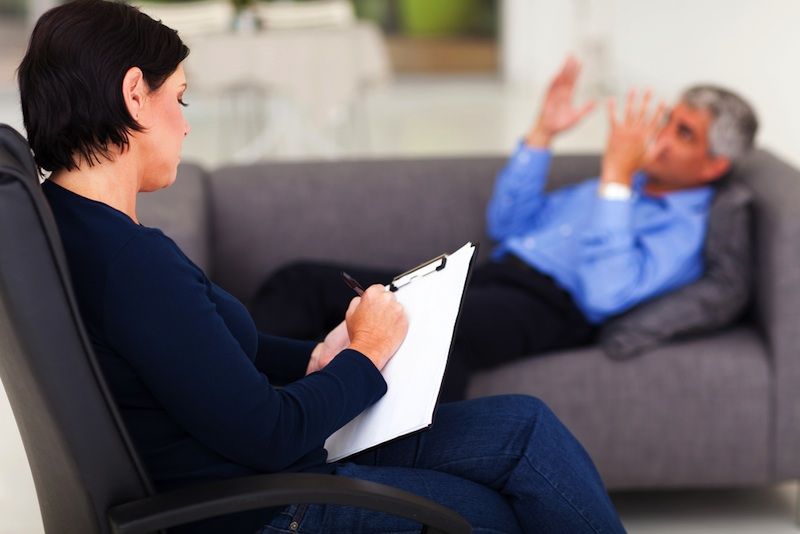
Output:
top-left (526, 55), bottom-right (596, 148)
top-left (601, 88), bottom-right (666, 186)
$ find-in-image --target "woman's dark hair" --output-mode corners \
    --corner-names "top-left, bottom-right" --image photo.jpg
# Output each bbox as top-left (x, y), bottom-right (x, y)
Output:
top-left (17, 0), bottom-right (190, 173)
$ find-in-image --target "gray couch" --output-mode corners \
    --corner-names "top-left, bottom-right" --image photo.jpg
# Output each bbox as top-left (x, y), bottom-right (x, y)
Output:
top-left (138, 149), bottom-right (800, 492)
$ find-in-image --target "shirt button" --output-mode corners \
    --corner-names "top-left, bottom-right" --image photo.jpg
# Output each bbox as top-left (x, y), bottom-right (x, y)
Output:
top-left (524, 237), bottom-right (536, 249)
top-left (560, 224), bottom-right (573, 236)
top-left (518, 152), bottom-right (531, 164)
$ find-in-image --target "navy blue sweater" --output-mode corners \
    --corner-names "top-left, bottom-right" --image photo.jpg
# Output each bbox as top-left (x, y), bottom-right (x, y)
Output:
top-left (43, 180), bottom-right (387, 531)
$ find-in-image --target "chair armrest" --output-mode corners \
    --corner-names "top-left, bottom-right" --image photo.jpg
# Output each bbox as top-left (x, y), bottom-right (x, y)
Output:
top-left (107, 472), bottom-right (471, 534)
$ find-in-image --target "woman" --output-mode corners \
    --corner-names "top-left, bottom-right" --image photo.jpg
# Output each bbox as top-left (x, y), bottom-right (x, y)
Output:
top-left (18, 1), bottom-right (625, 532)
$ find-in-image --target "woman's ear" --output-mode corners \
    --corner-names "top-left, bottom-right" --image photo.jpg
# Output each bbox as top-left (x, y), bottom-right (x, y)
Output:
top-left (122, 67), bottom-right (146, 123)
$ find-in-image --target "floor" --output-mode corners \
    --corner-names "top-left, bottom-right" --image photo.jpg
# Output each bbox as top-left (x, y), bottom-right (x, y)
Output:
top-left (2, 16), bottom-right (800, 534)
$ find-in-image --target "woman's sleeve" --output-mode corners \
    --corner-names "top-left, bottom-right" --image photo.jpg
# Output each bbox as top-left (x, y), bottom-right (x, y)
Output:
top-left (103, 232), bottom-right (386, 472)
top-left (255, 333), bottom-right (315, 385)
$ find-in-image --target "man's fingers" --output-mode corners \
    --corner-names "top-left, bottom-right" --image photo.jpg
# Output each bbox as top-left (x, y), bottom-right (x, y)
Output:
top-left (548, 58), bottom-right (568, 88)
top-left (551, 55), bottom-right (579, 90)
top-left (562, 55), bottom-right (580, 83)
top-left (624, 88), bottom-right (636, 122)
top-left (607, 97), bottom-right (618, 126)
top-left (648, 101), bottom-right (668, 131)
top-left (576, 100), bottom-right (596, 121)
top-left (637, 89), bottom-right (652, 123)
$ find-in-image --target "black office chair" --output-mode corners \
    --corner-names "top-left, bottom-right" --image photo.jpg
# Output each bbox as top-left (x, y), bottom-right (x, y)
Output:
top-left (0, 124), bottom-right (471, 534)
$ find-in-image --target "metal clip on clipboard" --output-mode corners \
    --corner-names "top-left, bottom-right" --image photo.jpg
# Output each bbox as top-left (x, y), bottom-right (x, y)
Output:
top-left (389, 254), bottom-right (448, 292)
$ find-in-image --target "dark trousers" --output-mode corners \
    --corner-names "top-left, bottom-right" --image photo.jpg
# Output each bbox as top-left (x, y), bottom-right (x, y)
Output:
top-left (249, 257), bottom-right (595, 401)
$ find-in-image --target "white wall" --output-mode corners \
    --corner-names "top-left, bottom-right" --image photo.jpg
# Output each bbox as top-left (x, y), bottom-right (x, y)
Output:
top-left (501, 0), bottom-right (575, 89)
top-left (26, 0), bottom-right (57, 28)
top-left (502, 0), bottom-right (800, 166)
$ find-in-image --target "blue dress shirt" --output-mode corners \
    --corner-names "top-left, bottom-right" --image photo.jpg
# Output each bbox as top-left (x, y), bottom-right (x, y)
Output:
top-left (487, 144), bottom-right (714, 324)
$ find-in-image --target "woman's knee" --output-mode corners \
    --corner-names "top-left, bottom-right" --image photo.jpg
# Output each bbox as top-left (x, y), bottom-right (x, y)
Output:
top-left (453, 395), bottom-right (557, 435)
top-left (491, 394), bottom-right (553, 418)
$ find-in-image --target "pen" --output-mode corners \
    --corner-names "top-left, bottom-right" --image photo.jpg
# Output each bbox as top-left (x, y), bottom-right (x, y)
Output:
top-left (341, 271), bottom-right (365, 296)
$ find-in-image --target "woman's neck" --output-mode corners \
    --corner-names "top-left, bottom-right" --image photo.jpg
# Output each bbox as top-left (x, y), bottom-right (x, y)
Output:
top-left (50, 152), bottom-right (141, 224)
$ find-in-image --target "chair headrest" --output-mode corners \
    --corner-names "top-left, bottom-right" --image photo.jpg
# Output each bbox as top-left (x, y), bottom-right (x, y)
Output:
top-left (0, 124), bottom-right (38, 182)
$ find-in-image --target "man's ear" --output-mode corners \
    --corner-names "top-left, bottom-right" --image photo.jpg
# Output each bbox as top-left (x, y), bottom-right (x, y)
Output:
top-left (701, 155), bottom-right (732, 183)
top-left (122, 67), bottom-right (146, 123)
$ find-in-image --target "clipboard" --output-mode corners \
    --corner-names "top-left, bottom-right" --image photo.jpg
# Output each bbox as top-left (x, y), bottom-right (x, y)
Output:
top-left (324, 242), bottom-right (478, 462)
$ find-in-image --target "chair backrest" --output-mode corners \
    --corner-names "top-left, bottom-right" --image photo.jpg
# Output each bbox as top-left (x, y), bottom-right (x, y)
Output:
top-left (0, 124), bottom-right (153, 534)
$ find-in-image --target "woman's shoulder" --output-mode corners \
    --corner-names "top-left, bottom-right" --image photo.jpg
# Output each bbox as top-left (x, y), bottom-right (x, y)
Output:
top-left (115, 227), bottom-right (185, 266)
top-left (110, 226), bottom-right (206, 285)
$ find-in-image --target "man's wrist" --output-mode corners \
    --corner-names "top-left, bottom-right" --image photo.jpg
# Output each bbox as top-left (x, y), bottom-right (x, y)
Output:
top-left (524, 125), bottom-right (553, 148)
top-left (598, 181), bottom-right (632, 201)
top-left (600, 163), bottom-right (636, 187)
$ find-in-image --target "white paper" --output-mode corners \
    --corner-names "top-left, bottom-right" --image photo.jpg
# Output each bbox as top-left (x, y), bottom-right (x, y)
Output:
top-left (324, 242), bottom-right (476, 462)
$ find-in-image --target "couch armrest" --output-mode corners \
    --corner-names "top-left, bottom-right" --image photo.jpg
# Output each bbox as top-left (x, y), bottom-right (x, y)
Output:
top-left (733, 148), bottom-right (800, 479)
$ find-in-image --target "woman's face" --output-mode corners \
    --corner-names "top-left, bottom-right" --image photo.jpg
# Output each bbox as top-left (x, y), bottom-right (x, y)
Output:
top-left (137, 64), bottom-right (190, 191)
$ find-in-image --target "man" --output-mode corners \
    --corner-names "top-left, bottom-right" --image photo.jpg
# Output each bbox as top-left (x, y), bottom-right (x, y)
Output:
top-left (250, 56), bottom-right (758, 401)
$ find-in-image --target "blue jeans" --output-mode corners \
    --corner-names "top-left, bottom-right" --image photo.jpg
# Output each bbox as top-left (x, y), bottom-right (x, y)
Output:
top-left (259, 395), bottom-right (625, 533)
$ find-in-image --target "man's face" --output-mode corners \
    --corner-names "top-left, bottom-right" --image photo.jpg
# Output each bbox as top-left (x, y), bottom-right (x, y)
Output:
top-left (641, 102), bottom-right (730, 190)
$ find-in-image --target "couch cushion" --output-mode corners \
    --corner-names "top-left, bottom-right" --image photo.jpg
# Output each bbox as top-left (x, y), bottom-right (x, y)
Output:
top-left (599, 181), bottom-right (754, 359)
top-left (468, 326), bottom-right (770, 489)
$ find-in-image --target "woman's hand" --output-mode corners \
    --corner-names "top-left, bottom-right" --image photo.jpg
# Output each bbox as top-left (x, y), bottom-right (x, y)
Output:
top-left (345, 285), bottom-right (408, 371)
top-left (307, 319), bottom-right (350, 375)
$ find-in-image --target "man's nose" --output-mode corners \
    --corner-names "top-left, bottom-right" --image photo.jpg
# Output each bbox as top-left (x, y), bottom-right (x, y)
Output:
top-left (653, 127), bottom-right (673, 150)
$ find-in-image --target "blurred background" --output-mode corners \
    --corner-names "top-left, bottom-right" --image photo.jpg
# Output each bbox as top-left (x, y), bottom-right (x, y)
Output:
top-left (1, 0), bottom-right (800, 532)
top-left (1, 0), bottom-right (799, 168)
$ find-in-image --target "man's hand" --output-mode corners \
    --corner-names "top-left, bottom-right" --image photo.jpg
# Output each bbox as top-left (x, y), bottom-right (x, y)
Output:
top-left (526, 56), bottom-right (596, 148)
top-left (601, 88), bottom-right (666, 186)
top-left (307, 320), bottom-right (350, 375)
top-left (345, 285), bottom-right (408, 371)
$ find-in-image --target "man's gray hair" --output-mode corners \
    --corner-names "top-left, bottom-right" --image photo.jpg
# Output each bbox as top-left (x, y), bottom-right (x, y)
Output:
top-left (681, 85), bottom-right (758, 161)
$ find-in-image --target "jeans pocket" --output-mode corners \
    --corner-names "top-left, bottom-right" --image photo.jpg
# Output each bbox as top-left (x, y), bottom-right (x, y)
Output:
top-left (258, 504), bottom-right (309, 534)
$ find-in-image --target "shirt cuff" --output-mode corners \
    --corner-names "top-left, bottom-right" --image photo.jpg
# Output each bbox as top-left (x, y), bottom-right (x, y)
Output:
top-left (511, 140), bottom-right (552, 169)
top-left (324, 349), bottom-right (387, 402)
top-left (495, 141), bottom-right (553, 193)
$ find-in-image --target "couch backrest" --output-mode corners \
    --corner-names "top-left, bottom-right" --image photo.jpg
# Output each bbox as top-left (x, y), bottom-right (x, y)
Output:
top-left (205, 154), bottom-right (602, 302)
top-left (137, 162), bottom-right (211, 272)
